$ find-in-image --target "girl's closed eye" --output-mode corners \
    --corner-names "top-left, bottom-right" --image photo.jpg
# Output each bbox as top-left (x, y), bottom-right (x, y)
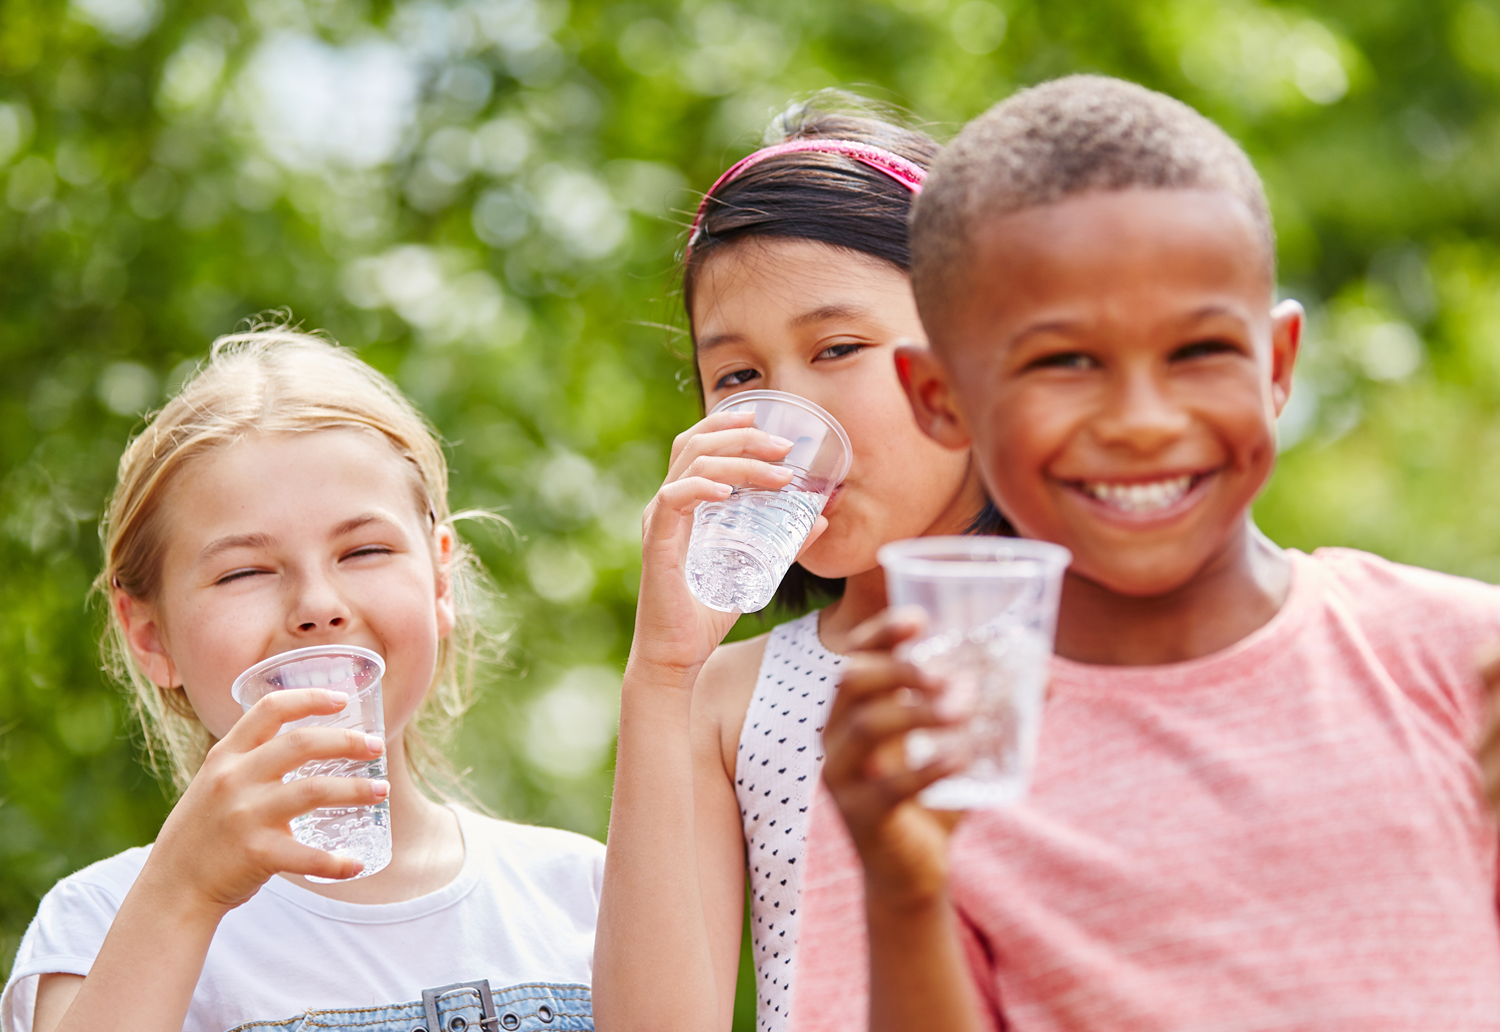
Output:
top-left (344, 544), bottom-right (396, 561)
top-left (214, 566), bottom-right (268, 586)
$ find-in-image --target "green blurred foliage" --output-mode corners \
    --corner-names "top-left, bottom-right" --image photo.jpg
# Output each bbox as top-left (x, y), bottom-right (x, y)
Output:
top-left (3, 0), bottom-right (1500, 1023)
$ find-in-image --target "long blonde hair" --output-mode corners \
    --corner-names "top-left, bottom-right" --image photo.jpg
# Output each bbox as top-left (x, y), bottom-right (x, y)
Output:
top-left (97, 326), bottom-right (496, 794)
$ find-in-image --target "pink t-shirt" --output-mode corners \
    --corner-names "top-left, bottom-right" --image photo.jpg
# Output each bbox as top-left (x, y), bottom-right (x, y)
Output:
top-left (791, 549), bottom-right (1500, 1032)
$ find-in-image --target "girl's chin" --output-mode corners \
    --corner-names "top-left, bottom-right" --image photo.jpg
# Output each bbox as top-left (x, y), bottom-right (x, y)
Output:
top-left (795, 543), bottom-right (880, 583)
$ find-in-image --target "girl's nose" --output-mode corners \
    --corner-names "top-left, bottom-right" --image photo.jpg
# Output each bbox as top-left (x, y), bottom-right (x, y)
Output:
top-left (287, 572), bottom-right (352, 634)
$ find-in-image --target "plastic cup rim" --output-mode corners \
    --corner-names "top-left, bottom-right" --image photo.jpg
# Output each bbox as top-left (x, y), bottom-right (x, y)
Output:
top-left (877, 536), bottom-right (1073, 578)
top-left (230, 644), bottom-right (386, 705)
top-left (707, 388), bottom-right (853, 486)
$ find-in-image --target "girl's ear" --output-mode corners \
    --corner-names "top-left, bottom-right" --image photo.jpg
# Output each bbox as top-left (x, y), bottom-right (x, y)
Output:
top-left (114, 591), bottom-right (179, 689)
top-left (894, 342), bottom-right (972, 450)
top-left (433, 524), bottom-right (457, 639)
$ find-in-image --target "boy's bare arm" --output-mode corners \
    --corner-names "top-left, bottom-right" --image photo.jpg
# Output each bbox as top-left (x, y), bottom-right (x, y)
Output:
top-left (821, 609), bottom-right (991, 1032)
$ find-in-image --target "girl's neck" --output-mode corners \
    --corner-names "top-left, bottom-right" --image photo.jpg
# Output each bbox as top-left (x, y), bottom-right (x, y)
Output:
top-left (818, 461), bottom-right (990, 657)
top-left (1054, 520), bottom-right (1292, 667)
top-left (280, 735), bottom-right (465, 904)
top-left (817, 566), bottom-right (890, 656)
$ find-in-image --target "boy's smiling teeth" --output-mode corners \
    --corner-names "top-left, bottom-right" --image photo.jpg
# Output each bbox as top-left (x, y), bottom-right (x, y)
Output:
top-left (1081, 474), bottom-right (1194, 513)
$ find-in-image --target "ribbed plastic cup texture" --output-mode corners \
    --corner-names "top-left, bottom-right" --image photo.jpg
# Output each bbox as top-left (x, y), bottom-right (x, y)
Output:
top-left (878, 537), bottom-right (1071, 810)
top-left (231, 645), bottom-right (392, 881)
top-left (686, 390), bottom-right (853, 614)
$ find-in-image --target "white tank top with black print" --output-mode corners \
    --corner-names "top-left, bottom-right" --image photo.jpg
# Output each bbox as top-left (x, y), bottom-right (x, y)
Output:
top-left (735, 609), bottom-right (845, 1032)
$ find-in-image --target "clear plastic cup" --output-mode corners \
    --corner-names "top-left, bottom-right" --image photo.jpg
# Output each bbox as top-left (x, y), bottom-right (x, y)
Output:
top-left (685, 390), bottom-right (853, 614)
top-left (877, 537), bottom-right (1071, 810)
top-left (231, 645), bottom-right (391, 881)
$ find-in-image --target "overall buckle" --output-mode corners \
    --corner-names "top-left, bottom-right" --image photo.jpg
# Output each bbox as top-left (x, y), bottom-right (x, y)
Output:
top-left (420, 979), bottom-right (499, 1032)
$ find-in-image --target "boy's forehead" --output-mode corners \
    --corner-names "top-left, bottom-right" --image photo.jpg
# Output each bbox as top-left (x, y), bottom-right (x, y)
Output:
top-left (947, 188), bottom-right (1274, 343)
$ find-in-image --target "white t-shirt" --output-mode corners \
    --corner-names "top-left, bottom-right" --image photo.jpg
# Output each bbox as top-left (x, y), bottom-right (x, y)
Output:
top-left (2, 805), bottom-right (605, 1032)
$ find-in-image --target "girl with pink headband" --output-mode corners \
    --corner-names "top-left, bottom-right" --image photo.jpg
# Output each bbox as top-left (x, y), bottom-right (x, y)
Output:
top-left (594, 96), bottom-right (1004, 1032)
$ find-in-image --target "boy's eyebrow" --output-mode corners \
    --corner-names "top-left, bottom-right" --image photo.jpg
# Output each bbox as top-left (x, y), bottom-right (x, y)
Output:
top-left (1008, 304), bottom-right (1253, 347)
top-left (1008, 318), bottom-right (1085, 348)
top-left (1181, 302), bottom-right (1251, 324)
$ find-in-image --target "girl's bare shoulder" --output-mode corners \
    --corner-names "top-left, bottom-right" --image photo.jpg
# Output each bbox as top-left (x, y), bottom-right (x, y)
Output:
top-left (693, 631), bottom-right (773, 767)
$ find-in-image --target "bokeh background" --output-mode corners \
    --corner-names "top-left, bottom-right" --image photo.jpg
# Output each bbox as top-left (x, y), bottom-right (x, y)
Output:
top-left (4, 0), bottom-right (1500, 1024)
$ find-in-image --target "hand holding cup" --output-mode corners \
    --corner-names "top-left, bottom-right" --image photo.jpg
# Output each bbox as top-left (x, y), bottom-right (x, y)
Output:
top-left (149, 687), bottom-right (389, 913)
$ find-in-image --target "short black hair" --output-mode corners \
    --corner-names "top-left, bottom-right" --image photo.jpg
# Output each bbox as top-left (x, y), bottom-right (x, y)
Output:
top-left (911, 75), bottom-right (1274, 328)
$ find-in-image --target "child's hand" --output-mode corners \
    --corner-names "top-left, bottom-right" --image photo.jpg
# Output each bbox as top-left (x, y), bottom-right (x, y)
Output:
top-left (1477, 646), bottom-right (1500, 819)
top-left (821, 607), bottom-right (968, 907)
top-left (632, 408), bottom-right (827, 679)
top-left (149, 688), bottom-right (389, 912)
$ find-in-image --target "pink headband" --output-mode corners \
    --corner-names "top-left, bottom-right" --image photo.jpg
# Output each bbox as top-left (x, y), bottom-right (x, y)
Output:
top-left (685, 139), bottom-right (926, 261)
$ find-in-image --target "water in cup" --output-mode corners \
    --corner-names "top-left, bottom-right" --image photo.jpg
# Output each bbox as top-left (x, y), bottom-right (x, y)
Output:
top-left (903, 622), bottom-right (1052, 809)
top-left (878, 537), bottom-right (1071, 810)
top-left (231, 646), bottom-right (392, 881)
top-left (685, 390), bottom-right (852, 614)
top-left (686, 487), bottom-right (826, 612)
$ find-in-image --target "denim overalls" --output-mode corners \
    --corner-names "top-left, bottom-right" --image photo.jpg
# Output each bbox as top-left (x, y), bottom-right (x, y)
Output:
top-left (227, 980), bottom-right (592, 1032)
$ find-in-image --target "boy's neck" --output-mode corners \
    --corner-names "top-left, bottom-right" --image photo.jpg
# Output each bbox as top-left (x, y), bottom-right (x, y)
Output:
top-left (1054, 520), bottom-right (1292, 667)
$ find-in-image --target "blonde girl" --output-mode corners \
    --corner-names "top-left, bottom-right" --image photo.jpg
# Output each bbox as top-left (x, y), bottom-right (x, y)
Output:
top-left (594, 100), bottom-right (997, 1032)
top-left (3, 330), bottom-right (603, 1032)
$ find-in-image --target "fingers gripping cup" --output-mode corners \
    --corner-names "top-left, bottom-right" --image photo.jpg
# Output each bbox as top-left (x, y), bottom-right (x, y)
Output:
top-left (686, 390), bottom-right (853, 614)
top-left (878, 538), bottom-right (1071, 810)
top-left (231, 645), bottom-right (392, 881)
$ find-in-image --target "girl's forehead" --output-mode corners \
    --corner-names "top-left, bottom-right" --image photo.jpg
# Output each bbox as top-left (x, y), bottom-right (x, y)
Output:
top-left (691, 238), bottom-right (913, 340)
top-left (164, 429), bottom-right (426, 526)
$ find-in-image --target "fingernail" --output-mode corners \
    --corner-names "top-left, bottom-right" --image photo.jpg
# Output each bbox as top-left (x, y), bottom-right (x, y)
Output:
top-left (769, 435), bottom-right (794, 448)
top-left (324, 689), bottom-right (347, 705)
top-left (365, 733), bottom-right (385, 753)
top-left (371, 779), bottom-right (390, 799)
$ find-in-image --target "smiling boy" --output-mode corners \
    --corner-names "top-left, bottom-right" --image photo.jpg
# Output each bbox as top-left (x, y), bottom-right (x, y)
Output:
top-left (793, 76), bottom-right (1500, 1031)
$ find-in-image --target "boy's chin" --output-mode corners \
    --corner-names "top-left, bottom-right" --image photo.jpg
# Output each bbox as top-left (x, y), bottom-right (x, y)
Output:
top-left (1067, 549), bottom-right (1220, 600)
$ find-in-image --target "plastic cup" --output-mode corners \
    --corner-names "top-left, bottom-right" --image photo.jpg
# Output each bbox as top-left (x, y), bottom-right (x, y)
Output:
top-left (685, 390), bottom-right (853, 614)
top-left (877, 537), bottom-right (1071, 810)
top-left (231, 645), bottom-right (392, 881)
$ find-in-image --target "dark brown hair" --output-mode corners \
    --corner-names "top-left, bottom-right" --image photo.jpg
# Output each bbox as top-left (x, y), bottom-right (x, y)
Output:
top-left (683, 94), bottom-right (1008, 611)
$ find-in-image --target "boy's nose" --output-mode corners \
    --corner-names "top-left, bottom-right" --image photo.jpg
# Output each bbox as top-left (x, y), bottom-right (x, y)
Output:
top-left (1093, 371), bottom-right (1191, 451)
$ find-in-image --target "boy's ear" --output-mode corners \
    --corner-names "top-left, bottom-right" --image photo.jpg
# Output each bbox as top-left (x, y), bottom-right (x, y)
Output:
top-left (433, 523), bottom-right (457, 639)
top-left (1269, 299), bottom-right (1304, 417)
top-left (114, 592), bottom-right (178, 689)
top-left (894, 342), bottom-right (972, 451)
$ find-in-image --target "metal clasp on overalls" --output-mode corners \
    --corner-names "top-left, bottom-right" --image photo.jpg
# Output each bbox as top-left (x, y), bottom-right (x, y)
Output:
top-left (420, 980), bottom-right (499, 1032)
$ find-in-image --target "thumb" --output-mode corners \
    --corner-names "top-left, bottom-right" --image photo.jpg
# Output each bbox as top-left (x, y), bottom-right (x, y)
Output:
top-left (795, 515), bottom-right (830, 561)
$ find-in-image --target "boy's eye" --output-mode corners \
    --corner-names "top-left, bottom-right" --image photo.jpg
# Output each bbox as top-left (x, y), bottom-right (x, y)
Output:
top-left (1172, 338), bottom-right (1240, 361)
top-left (1028, 351), bottom-right (1099, 371)
top-left (713, 367), bottom-right (760, 391)
top-left (815, 342), bottom-right (866, 361)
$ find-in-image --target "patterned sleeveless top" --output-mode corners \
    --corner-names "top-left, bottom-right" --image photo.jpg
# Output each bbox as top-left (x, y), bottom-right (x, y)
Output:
top-left (735, 610), bottom-right (845, 1032)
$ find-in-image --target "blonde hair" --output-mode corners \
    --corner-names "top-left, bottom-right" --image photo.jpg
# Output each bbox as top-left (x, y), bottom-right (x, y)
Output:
top-left (97, 326), bottom-right (496, 795)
